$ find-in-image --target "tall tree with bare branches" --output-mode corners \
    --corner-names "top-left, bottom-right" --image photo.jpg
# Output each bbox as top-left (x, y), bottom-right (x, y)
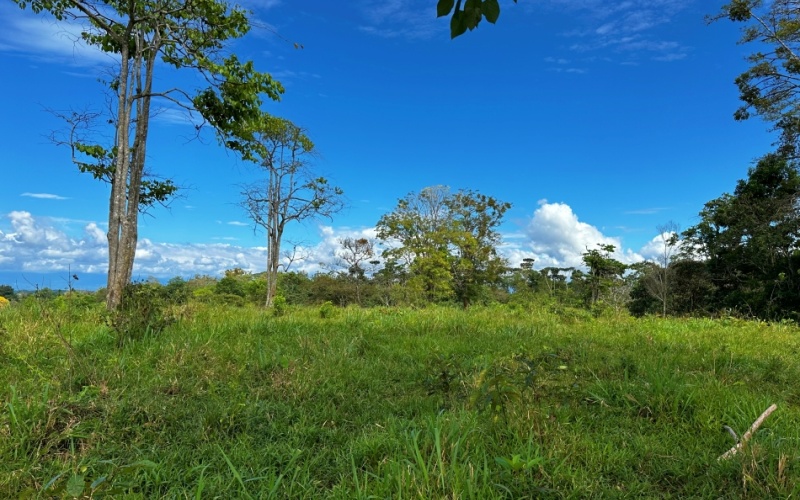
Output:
top-left (239, 116), bottom-right (344, 307)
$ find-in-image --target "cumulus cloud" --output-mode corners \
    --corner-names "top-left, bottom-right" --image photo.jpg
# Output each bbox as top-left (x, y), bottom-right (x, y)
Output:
top-left (0, 211), bottom-right (384, 279)
top-left (503, 200), bottom-right (644, 269)
top-left (638, 231), bottom-right (684, 263)
top-left (1, 206), bottom-right (673, 284)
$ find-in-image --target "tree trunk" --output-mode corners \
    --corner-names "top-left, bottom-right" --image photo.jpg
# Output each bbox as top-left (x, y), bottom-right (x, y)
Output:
top-left (264, 165), bottom-right (282, 308)
top-left (106, 29), bottom-right (157, 311)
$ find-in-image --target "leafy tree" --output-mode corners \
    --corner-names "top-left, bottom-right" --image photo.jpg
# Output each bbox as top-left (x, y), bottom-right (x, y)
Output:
top-left (377, 186), bottom-right (510, 307)
top-left (0, 285), bottom-right (16, 301)
top-left (277, 271), bottom-right (313, 305)
top-left (683, 153), bottom-right (800, 318)
top-left (437, 0), bottom-right (518, 39)
top-left (13, 0), bottom-right (283, 311)
top-left (715, 0), bottom-right (800, 158)
top-left (239, 117), bottom-right (344, 307)
top-left (540, 266), bottom-right (573, 300)
top-left (335, 237), bottom-right (376, 306)
top-left (579, 244), bottom-right (627, 308)
top-left (446, 190), bottom-right (511, 307)
top-left (163, 277), bottom-right (190, 304)
top-left (669, 259), bottom-right (716, 315)
top-left (627, 262), bottom-right (663, 317)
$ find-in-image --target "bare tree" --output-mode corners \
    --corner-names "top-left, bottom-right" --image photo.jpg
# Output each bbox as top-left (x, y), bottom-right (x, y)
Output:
top-left (240, 117), bottom-right (344, 307)
top-left (645, 221), bottom-right (680, 317)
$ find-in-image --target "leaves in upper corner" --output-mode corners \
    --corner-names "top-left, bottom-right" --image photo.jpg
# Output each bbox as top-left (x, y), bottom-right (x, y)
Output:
top-left (437, 0), bottom-right (456, 17)
top-left (447, 0), bottom-right (517, 39)
top-left (482, 0), bottom-right (501, 24)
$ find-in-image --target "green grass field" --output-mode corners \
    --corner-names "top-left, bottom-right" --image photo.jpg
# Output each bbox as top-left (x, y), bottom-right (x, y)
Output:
top-left (2, 300), bottom-right (799, 498)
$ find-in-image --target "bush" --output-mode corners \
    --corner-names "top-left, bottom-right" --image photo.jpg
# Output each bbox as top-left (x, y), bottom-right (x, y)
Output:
top-left (244, 279), bottom-right (267, 305)
top-left (216, 293), bottom-right (245, 307)
top-left (0, 296), bottom-right (9, 309)
top-left (192, 287), bottom-right (215, 303)
top-left (164, 277), bottom-right (191, 304)
top-left (319, 301), bottom-right (336, 319)
top-left (215, 275), bottom-right (245, 297)
top-left (0, 285), bottom-right (15, 301)
top-left (110, 282), bottom-right (171, 344)
top-left (272, 294), bottom-right (287, 317)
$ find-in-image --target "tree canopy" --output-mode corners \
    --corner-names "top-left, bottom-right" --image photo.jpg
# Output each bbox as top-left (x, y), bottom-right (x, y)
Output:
top-left (377, 186), bottom-right (510, 307)
top-left (717, 0), bottom-right (800, 157)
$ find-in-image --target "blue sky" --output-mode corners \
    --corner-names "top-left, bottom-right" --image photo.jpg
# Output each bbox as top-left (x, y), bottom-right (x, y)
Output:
top-left (0, 0), bottom-right (778, 290)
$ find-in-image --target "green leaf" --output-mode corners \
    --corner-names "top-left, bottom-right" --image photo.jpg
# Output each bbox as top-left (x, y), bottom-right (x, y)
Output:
top-left (437, 0), bottom-right (455, 17)
top-left (450, 5), bottom-right (468, 38)
top-left (482, 0), bottom-right (500, 24)
top-left (65, 474), bottom-right (85, 498)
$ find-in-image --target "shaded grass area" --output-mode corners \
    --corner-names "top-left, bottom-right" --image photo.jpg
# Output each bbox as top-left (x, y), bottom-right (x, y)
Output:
top-left (1, 301), bottom-right (800, 497)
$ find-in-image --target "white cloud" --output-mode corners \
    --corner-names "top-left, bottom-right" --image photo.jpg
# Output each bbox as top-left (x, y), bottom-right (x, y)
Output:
top-left (1, 209), bottom-right (675, 284)
top-left (502, 201), bottom-right (644, 269)
top-left (21, 192), bottom-right (69, 200)
top-left (638, 232), bottom-right (683, 263)
top-left (0, 212), bottom-right (383, 279)
top-left (227, 221), bottom-right (249, 227)
top-left (0, 4), bottom-right (113, 67)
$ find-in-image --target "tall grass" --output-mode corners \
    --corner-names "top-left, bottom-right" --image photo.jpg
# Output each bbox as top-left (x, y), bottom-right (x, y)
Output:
top-left (1, 301), bottom-right (799, 497)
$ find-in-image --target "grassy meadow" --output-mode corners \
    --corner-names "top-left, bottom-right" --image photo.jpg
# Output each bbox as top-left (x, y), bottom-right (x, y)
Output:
top-left (1, 299), bottom-right (800, 498)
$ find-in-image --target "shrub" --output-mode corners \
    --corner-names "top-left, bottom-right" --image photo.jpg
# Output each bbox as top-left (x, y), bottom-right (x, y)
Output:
top-left (192, 287), bottom-right (215, 303)
top-left (272, 294), bottom-right (287, 317)
top-left (110, 282), bottom-right (171, 344)
top-left (319, 300), bottom-right (336, 319)
top-left (0, 296), bottom-right (9, 308)
top-left (164, 277), bottom-right (191, 304)
top-left (216, 293), bottom-right (245, 307)
top-left (215, 275), bottom-right (245, 297)
top-left (0, 284), bottom-right (15, 301)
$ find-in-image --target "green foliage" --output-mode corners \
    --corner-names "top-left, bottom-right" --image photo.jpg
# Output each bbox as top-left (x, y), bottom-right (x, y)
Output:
top-left (319, 300), bottom-right (336, 319)
top-left (163, 277), bottom-right (190, 304)
top-left (470, 357), bottom-right (531, 422)
top-left (576, 244), bottom-right (627, 307)
top-left (683, 153), bottom-right (800, 319)
top-left (716, 0), bottom-right (800, 157)
top-left (41, 460), bottom-right (158, 498)
top-left (437, 0), bottom-right (518, 38)
top-left (377, 186), bottom-right (511, 308)
top-left (272, 294), bottom-right (287, 317)
top-left (192, 287), bottom-right (215, 303)
top-left (110, 282), bottom-right (171, 344)
top-left (215, 275), bottom-right (246, 298)
top-left (0, 285), bottom-right (16, 301)
top-left (73, 141), bottom-right (178, 211)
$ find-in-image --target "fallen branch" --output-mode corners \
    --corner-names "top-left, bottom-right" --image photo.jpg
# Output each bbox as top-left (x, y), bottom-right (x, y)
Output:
top-left (718, 404), bottom-right (778, 461)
